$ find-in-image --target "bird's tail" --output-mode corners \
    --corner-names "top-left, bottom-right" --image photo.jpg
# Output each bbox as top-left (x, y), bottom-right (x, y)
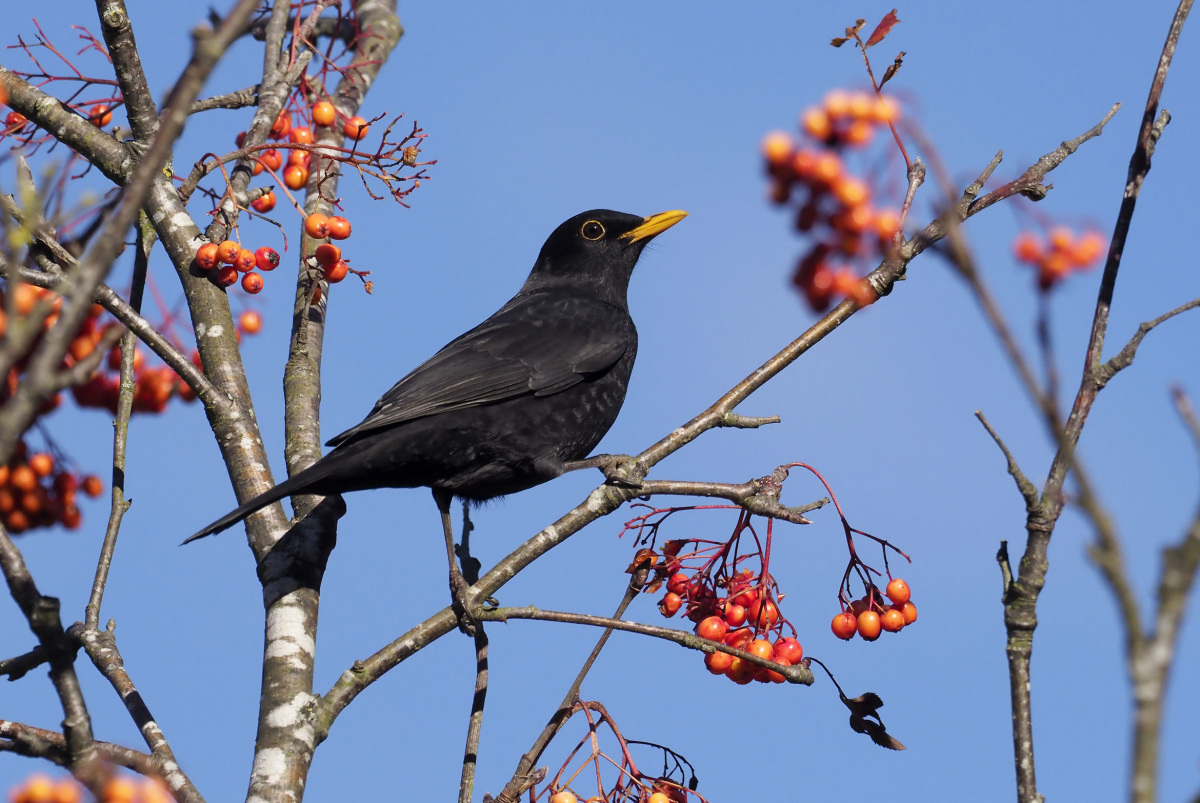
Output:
top-left (182, 465), bottom-right (328, 545)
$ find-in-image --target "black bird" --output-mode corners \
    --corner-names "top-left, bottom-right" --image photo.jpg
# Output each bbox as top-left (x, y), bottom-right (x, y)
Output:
top-left (185, 209), bottom-right (686, 545)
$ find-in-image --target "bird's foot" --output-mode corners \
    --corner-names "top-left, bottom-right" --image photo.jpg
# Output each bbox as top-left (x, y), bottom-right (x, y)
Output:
top-left (564, 453), bottom-right (646, 489)
top-left (449, 566), bottom-right (478, 637)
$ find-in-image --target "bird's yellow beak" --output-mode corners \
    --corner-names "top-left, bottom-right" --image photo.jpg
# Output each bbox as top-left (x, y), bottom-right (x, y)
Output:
top-left (620, 210), bottom-right (688, 243)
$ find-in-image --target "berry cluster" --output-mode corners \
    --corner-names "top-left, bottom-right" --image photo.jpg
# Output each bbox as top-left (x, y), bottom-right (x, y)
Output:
top-left (629, 508), bottom-right (801, 687)
top-left (762, 90), bottom-right (904, 312)
top-left (831, 577), bottom-right (917, 641)
top-left (196, 241), bottom-right (281, 294)
top-left (302, 212), bottom-right (355, 285)
top-left (8, 773), bottom-right (174, 803)
top-left (0, 440), bottom-right (103, 533)
top-left (237, 103), bottom-right (370, 194)
top-left (549, 790), bottom-right (684, 803)
top-left (1012, 227), bottom-right (1107, 290)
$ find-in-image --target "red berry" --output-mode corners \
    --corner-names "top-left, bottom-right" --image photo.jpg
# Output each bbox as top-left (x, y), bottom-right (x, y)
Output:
top-left (772, 637), bottom-right (803, 664)
top-left (283, 165), bottom-right (308, 189)
top-left (254, 246), bottom-right (280, 272)
top-left (239, 310), bottom-right (263, 333)
top-left (831, 612), bottom-right (857, 640)
top-left (251, 191), bottom-right (277, 213)
top-left (88, 104), bottom-right (112, 127)
top-left (704, 651), bottom-right (734, 675)
top-left (724, 603), bottom-right (746, 627)
top-left (81, 475), bottom-right (104, 498)
top-left (234, 248), bottom-right (256, 272)
top-left (5, 111), bottom-right (29, 129)
top-left (241, 273), bottom-right (264, 294)
top-left (659, 592), bottom-right (682, 617)
top-left (271, 112), bottom-right (292, 139)
top-left (324, 259), bottom-right (349, 283)
top-left (885, 578), bottom-right (911, 605)
top-left (343, 115), bottom-right (369, 140)
top-left (327, 215), bottom-right (352, 240)
top-left (217, 240), bottom-right (241, 265)
top-left (312, 101), bottom-right (336, 127)
top-left (857, 610), bottom-right (882, 641)
top-left (666, 572), bottom-right (689, 595)
top-left (213, 266), bottom-right (239, 287)
top-left (314, 243), bottom-right (341, 266)
top-left (304, 213), bottom-right (330, 238)
top-left (881, 608), bottom-right (905, 632)
top-left (196, 243), bottom-right (221, 269)
top-left (260, 148), bottom-right (283, 171)
top-left (696, 615), bottom-right (728, 641)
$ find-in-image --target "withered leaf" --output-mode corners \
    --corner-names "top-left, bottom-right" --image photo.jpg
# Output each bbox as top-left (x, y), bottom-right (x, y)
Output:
top-left (880, 52), bottom-right (906, 88)
top-left (865, 9), bottom-right (901, 48)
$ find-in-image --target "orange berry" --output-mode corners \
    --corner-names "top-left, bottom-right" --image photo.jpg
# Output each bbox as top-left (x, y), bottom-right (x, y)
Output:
top-left (241, 272), bottom-right (263, 294)
top-left (251, 191), bottom-right (276, 213)
top-left (260, 148), bottom-right (282, 171)
top-left (11, 464), bottom-right (37, 492)
top-left (724, 603), bottom-right (746, 627)
top-left (773, 636), bottom-right (803, 664)
top-left (747, 639), bottom-right (774, 661)
top-left (791, 148), bottom-right (818, 180)
top-left (101, 776), bottom-right (137, 803)
top-left (88, 104), bottom-right (113, 127)
top-left (304, 213), bottom-right (330, 238)
top-left (343, 115), bottom-right (369, 140)
top-left (647, 794), bottom-right (671, 803)
top-left (873, 95), bottom-right (901, 124)
top-left (723, 627), bottom-right (752, 650)
top-left (704, 650), bottom-right (734, 674)
top-left (289, 126), bottom-right (313, 145)
top-left (12, 283), bottom-right (39, 315)
top-left (28, 453), bottom-right (53, 477)
top-left (659, 591), bottom-right (682, 617)
top-left (830, 614), bottom-right (859, 638)
top-left (213, 266), bottom-right (239, 288)
top-left (327, 215), bottom-right (352, 240)
top-left (824, 89), bottom-right (851, 119)
top-left (842, 119), bottom-right (874, 147)
top-left (695, 615), bottom-right (728, 641)
top-left (283, 165), bottom-right (308, 189)
top-left (848, 92), bottom-right (874, 120)
top-left (196, 243), bottom-right (220, 269)
top-left (832, 176), bottom-right (870, 207)
top-left (251, 160), bottom-right (264, 176)
top-left (314, 243), bottom-right (341, 266)
top-left (234, 248), bottom-right (256, 272)
top-left (724, 656), bottom-right (756, 684)
top-left (22, 775), bottom-right (55, 802)
top-left (801, 107), bottom-right (832, 140)
top-left (874, 209), bottom-right (902, 242)
top-left (1012, 232), bottom-right (1043, 263)
top-left (837, 203), bottom-right (874, 234)
top-left (812, 151), bottom-right (842, 185)
top-left (312, 101), bottom-right (336, 127)
top-left (900, 601), bottom-right (918, 625)
top-left (881, 608), bottom-right (905, 632)
top-left (761, 130), bottom-right (794, 166)
top-left (857, 610), bottom-right (882, 641)
top-left (549, 790), bottom-right (578, 803)
top-left (240, 310), bottom-right (263, 334)
top-left (254, 246), bottom-right (280, 272)
top-left (885, 577), bottom-right (911, 605)
top-left (746, 597), bottom-right (779, 629)
top-left (217, 240), bottom-right (241, 264)
top-left (323, 259), bottom-right (349, 283)
top-left (286, 148), bottom-right (311, 166)
top-left (1072, 231), bottom-right (1107, 266)
top-left (1048, 226), bottom-right (1075, 253)
top-left (271, 112), bottom-right (292, 139)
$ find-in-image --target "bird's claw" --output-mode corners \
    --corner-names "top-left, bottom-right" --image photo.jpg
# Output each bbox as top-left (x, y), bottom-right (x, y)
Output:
top-left (449, 568), bottom-right (479, 637)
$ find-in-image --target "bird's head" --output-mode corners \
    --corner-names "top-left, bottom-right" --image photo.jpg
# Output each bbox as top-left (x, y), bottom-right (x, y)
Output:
top-left (522, 209), bottom-right (687, 306)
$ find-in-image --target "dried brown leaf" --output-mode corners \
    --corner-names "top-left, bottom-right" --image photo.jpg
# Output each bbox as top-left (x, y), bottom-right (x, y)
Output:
top-left (880, 52), bottom-right (906, 88)
top-left (865, 10), bottom-right (901, 48)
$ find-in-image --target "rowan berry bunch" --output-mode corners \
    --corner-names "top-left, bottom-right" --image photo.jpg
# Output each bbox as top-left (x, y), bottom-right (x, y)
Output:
top-left (623, 506), bottom-right (802, 686)
top-left (8, 772), bottom-right (174, 803)
top-left (1012, 226), bottom-right (1107, 290)
top-left (0, 438), bottom-right (102, 534)
top-left (762, 88), bottom-right (905, 312)
top-left (539, 702), bottom-right (706, 803)
top-left (828, 510), bottom-right (914, 642)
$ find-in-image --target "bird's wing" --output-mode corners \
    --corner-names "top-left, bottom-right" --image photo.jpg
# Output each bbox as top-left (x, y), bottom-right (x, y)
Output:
top-left (325, 295), bottom-right (633, 447)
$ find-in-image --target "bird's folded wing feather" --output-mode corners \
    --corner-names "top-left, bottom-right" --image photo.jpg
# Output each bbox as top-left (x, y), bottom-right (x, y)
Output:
top-left (325, 296), bottom-right (633, 447)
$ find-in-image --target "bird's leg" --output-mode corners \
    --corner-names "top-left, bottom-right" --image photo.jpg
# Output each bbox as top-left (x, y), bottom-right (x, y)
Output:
top-left (434, 488), bottom-right (477, 636)
top-left (562, 453), bottom-right (646, 489)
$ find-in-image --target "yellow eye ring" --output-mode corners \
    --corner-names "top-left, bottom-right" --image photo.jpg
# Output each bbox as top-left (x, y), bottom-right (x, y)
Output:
top-left (581, 220), bottom-right (605, 240)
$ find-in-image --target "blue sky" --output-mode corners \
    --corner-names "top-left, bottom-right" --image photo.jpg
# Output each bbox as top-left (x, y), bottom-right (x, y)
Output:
top-left (3, 2), bottom-right (1199, 801)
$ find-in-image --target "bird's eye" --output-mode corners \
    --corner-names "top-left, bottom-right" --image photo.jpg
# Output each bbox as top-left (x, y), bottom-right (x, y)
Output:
top-left (581, 220), bottom-right (605, 241)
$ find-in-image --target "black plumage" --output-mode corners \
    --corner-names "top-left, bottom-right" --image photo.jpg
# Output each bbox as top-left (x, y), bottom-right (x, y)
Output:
top-left (185, 209), bottom-right (686, 544)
